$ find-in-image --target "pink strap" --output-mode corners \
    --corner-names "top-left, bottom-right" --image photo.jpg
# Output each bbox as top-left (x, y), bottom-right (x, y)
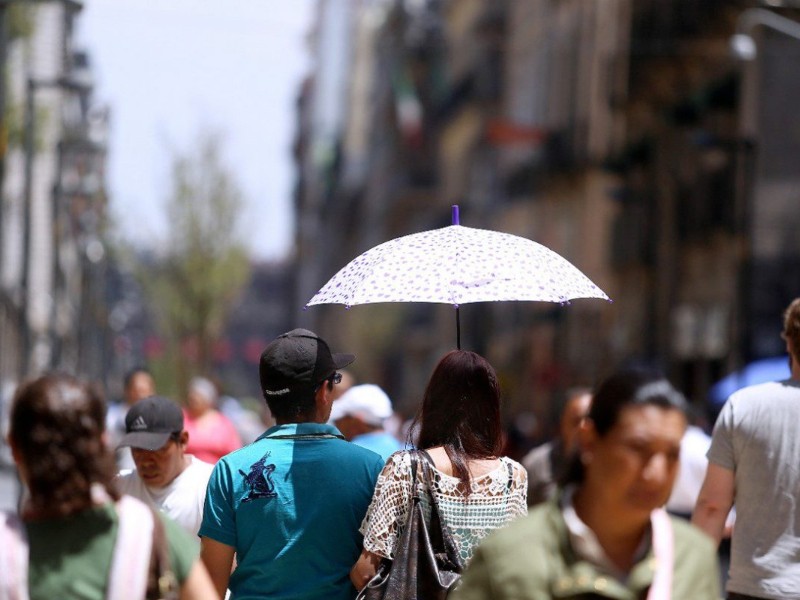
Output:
top-left (0, 511), bottom-right (30, 600)
top-left (647, 508), bottom-right (674, 600)
top-left (106, 496), bottom-right (155, 600)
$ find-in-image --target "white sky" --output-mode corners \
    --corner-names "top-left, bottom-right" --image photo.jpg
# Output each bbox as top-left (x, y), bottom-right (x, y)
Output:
top-left (76, 0), bottom-right (315, 261)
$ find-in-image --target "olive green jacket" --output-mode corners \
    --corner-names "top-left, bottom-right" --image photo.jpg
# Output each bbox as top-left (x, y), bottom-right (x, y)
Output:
top-left (452, 500), bottom-right (721, 600)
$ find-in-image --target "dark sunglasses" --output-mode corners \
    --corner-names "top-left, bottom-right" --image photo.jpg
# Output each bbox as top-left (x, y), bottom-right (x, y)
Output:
top-left (315, 371), bottom-right (342, 391)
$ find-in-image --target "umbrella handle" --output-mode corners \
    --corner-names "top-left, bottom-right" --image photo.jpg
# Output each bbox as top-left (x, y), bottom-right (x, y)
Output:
top-left (452, 204), bottom-right (460, 225)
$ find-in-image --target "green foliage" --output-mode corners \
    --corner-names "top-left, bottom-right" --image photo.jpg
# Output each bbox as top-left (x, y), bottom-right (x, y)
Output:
top-left (140, 131), bottom-right (251, 395)
top-left (1, 4), bottom-right (39, 156)
top-left (8, 4), bottom-right (35, 41)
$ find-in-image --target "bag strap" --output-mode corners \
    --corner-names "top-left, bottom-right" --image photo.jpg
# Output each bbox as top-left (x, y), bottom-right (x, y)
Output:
top-left (414, 450), bottom-right (463, 568)
top-left (107, 496), bottom-right (154, 600)
top-left (406, 450), bottom-right (423, 501)
top-left (147, 509), bottom-right (178, 600)
top-left (414, 449), bottom-right (436, 502)
top-left (0, 511), bottom-right (30, 600)
top-left (646, 508), bottom-right (673, 600)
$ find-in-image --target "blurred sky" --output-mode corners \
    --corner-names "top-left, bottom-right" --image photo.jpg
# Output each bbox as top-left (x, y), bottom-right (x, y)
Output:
top-left (76, 0), bottom-right (315, 261)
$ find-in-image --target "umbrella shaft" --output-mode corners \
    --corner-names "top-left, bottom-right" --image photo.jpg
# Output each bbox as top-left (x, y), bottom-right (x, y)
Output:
top-left (456, 306), bottom-right (461, 350)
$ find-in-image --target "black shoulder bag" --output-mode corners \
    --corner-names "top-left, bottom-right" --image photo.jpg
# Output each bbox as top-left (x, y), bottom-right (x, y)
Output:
top-left (357, 450), bottom-right (463, 600)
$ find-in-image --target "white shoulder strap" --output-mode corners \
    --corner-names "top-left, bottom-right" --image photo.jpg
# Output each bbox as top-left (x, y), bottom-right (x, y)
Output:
top-left (0, 511), bottom-right (30, 600)
top-left (107, 496), bottom-right (155, 600)
top-left (647, 508), bottom-right (674, 600)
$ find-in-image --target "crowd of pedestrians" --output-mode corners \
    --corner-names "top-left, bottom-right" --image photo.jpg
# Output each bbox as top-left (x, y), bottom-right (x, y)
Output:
top-left (1, 298), bottom-right (800, 599)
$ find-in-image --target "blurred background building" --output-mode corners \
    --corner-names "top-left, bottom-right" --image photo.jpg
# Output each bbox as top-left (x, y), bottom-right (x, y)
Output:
top-left (293, 0), bottom-right (800, 436)
top-left (0, 1), bottom-right (110, 384)
top-left (1, 0), bottom-right (800, 481)
top-left (0, 0), bottom-right (111, 505)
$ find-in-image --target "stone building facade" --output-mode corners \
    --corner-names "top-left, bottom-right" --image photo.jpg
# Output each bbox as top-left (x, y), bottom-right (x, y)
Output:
top-left (293, 0), bottom-right (797, 436)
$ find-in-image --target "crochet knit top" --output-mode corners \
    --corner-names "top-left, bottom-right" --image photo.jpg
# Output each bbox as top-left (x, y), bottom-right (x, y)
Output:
top-left (360, 450), bottom-right (528, 565)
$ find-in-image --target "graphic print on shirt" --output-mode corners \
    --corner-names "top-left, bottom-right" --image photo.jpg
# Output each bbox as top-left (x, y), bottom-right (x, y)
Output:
top-left (239, 452), bottom-right (278, 502)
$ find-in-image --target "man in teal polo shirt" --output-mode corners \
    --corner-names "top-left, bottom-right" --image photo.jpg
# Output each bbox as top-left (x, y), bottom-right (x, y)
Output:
top-left (199, 329), bottom-right (385, 599)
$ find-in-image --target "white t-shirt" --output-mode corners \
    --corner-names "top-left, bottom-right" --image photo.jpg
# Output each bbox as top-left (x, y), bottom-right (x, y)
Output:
top-left (708, 379), bottom-right (800, 598)
top-left (116, 455), bottom-right (214, 535)
top-left (666, 425), bottom-right (711, 515)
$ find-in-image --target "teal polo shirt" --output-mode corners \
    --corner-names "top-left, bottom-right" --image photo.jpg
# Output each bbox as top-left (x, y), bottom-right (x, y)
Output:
top-left (199, 422), bottom-right (384, 600)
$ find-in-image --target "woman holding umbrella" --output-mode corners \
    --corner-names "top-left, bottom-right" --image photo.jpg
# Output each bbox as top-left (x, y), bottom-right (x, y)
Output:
top-left (350, 349), bottom-right (528, 591)
top-left (452, 368), bottom-right (721, 600)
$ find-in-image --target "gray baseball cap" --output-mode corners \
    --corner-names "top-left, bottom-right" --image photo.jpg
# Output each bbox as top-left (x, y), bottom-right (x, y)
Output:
top-left (117, 395), bottom-right (183, 451)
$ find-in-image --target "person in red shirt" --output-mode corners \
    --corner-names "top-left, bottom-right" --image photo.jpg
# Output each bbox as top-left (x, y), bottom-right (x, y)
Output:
top-left (183, 376), bottom-right (241, 464)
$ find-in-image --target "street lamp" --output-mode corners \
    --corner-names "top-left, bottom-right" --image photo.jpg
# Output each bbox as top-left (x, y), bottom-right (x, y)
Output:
top-left (731, 8), bottom-right (800, 61)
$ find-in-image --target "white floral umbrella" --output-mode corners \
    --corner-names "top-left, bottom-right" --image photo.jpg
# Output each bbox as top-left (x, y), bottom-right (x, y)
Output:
top-left (306, 206), bottom-right (610, 347)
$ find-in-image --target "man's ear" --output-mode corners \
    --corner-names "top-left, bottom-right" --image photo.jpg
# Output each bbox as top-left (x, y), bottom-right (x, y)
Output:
top-left (316, 383), bottom-right (334, 419)
top-left (179, 430), bottom-right (189, 448)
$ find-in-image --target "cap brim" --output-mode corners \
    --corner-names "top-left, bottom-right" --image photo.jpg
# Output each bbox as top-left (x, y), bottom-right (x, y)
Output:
top-left (117, 431), bottom-right (172, 451)
top-left (333, 352), bottom-right (355, 369)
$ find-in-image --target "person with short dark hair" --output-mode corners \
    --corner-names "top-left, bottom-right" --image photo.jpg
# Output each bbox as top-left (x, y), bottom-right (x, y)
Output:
top-left (115, 395), bottom-right (214, 535)
top-left (199, 329), bottom-right (384, 600)
top-left (693, 298), bottom-right (800, 599)
top-left (106, 366), bottom-right (156, 469)
top-left (522, 387), bottom-right (591, 507)
top-left (453, 369), bottom-right (721, 600)
top-left (350, 350), bottom-right (528, 591)
top-left (2, 373), bottom-right (217, 599)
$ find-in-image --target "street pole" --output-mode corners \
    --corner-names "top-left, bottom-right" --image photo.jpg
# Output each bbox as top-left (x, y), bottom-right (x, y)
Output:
top-left (19, 77), bottom-right (34, 378)
top-left (730, 8), bottom-right (800, 367)
top-left (0, 3), bottom-right (8, 265)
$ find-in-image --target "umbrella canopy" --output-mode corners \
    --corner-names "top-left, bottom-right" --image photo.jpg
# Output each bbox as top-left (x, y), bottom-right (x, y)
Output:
top-left (306, 206), bottom-right (610, 347)
top-left (307, 217), bottom-right (609, 308)
top-left (708, 355), bottom-right (791, 408)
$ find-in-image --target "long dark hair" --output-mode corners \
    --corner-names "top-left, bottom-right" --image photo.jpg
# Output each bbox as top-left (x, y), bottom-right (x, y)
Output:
top-left (560, 367), bottom-right (688, 487)
top-left (9, 373), bottom-right (119, 518)
top-left (415, 350), bottom-right (503, 492)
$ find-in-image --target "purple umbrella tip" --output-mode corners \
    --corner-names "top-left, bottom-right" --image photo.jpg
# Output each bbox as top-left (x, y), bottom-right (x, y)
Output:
top-left (453, 303), bottom-right (459, 309)
top-left (345, 305), bottom-right (351, 310)
top-left (302, 305), bottom-right (309, 311)
top-left (451, 205), bottom-right (460, 225)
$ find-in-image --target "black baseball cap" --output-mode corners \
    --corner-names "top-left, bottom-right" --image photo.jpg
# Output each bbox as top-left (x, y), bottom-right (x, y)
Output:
top-left (259, 328), bottom-right (354, 398)
top-left (117, 395), bottom-right (184, 451)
